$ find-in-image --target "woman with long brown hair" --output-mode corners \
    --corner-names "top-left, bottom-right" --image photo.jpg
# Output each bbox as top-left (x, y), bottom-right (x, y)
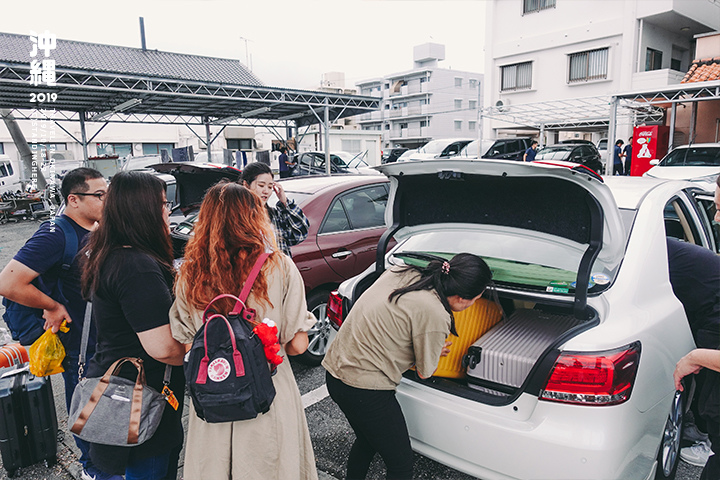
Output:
top-left (81, 171), bottom-right (186, 479)
top-left (169, 181), bottom-right (317, 480)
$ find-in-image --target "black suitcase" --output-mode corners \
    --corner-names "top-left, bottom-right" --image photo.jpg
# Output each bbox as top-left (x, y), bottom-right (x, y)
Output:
top-left (0, 364), bottom-right (58, 477)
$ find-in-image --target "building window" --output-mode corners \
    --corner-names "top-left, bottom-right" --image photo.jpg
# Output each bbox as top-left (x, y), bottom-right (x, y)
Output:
top-left (646, 48), bottom-right (663, 71)
top-left (384, 103), bottom-right (390, 110)
top-left (420, 77), bottom-right (428, 83)
top-left (671, 58), bottom-right (682, 71)
top-left (469, 100), bottom-right (477, 110)
top-left (96, 143), bottom-right (132, 157)
top-left (142, 143), bottom-right (174, 155)
top-left (341, 139), bottom-right (362, 153)
top-left (501, 62), bottom-right (532, 91)
top-left (399, 123), bottom-right (408, 129)
top-left (454, 120), bottom-right (462, 131)
top-left (568, 47), bottom-right (609, 83)
top-left (469, 79), bottom-right (477, 89)
top-left (227, 139), bottom-right (253, 150)
top-left (0, 143), bottom-right (4, 155)
top-left (384, 124), bottom-right (390, 130)
top-left (384, 83), bottom-right (390, 90)
top-left (420, 120), bottom-right (427, 128)
top-left (455, 77), bottom-right (463, 88)
top-left (454, 99), bottom-right (463, 110)
top-left (469, 121), bottom-right (477, 130)
top-left (523, 0), bottom-right (556, 14)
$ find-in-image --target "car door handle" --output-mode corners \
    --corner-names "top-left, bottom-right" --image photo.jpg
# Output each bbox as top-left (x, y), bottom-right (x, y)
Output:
top-left (331, 250), bottom-right (352, 259)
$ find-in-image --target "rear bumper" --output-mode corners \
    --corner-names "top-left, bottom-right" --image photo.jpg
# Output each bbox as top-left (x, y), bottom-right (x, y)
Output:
top-left (397, 378), bottom-right (666, 480)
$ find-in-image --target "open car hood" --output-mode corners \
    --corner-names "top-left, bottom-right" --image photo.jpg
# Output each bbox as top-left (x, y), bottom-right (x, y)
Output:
top-left (151, 162), bottom-right (242, 211)
top-left (373, 160), bottom-right (626, 318)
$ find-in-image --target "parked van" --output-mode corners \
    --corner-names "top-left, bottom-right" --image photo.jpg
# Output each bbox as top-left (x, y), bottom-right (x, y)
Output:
top-left (0, 155), bottom-right (22, 196)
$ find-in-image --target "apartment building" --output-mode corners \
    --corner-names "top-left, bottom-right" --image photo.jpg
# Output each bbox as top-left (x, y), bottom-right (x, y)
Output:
top-left (356, 43), bottom-right (483, 149)
top-left (483, 0), bottom-right (720, 143)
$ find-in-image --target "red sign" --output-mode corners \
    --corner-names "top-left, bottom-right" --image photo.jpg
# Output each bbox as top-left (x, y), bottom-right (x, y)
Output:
top-left (630, 125), bottom-right (669, 176)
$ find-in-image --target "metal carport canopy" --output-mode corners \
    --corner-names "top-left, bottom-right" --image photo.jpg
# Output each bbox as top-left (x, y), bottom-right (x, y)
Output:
top-left (0, 63), bottom-right (379, 175)
top-left (0, 61), bottom-right (379, 128)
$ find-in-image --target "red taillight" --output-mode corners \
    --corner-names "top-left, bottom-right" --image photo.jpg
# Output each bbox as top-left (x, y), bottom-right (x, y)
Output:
top-left (540, 342), bottom-right (641, 406)
top-left (327, 290), bottom-right (344, 328)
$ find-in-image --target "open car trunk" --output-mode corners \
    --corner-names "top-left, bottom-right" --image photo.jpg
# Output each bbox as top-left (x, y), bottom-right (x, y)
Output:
top-left (401, 293), bottom-right (598, 406)
top-left (347, 160), bottom-right (623, 405)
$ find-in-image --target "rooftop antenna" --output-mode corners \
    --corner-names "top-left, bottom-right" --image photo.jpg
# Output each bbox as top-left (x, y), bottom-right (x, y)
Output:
top-left (139, 17), bottom-right (147, 51)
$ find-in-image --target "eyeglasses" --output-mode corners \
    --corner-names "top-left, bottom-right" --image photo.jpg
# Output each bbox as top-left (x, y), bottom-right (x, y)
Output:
top-left (163, 201), bottom-right (173, 210)
top-left (71, 191), bottom-right (106, 200)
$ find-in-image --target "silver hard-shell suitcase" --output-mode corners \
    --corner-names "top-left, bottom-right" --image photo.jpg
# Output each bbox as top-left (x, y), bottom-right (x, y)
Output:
top-left (465, 309), bottom-right (583, 389)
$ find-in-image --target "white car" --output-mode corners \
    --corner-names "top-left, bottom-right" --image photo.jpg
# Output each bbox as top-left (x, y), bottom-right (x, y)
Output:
top-left (644, 143), bottom-right (720, 183)
top-left (328, 160), bottom-right (719, 480)
top-left (398, 138), bottom-right (474, 161)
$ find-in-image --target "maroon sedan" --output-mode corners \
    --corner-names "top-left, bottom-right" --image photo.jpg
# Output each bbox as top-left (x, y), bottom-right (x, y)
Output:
top-left (283, 174), bottom-right (390, 364)
top-left (170, 173), bottom-right (391, 365)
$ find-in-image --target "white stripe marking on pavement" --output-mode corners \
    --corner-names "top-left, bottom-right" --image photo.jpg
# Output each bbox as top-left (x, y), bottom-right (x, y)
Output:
top-left (302, 384), bottom-right (329, 409)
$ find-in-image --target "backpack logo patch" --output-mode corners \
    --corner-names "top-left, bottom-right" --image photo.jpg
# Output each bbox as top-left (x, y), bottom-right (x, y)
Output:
top-left (208, 358), bottom-right (231, 382)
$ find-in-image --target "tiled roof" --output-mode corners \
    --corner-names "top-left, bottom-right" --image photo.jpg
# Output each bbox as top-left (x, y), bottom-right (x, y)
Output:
top-left (0, 32), bottom-right (264, 86)
top-left (681, 57), bottom-right (720, 83)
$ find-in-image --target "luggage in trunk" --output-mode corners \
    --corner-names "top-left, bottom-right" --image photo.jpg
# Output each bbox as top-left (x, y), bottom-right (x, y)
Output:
top-left (433, 298), bottom-right (503, 379)
top-left (0, 365), bottom-right (58, 477)
top-left (464, 309), bottom-right (583, 390)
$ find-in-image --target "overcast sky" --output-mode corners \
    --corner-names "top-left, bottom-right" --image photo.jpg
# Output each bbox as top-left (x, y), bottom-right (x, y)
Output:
top-left (2, 0), bottom-right (488, 90)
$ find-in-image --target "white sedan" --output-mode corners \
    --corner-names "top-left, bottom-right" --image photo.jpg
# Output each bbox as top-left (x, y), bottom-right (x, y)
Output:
top-left (644, 143), bottom-right (720, 183)
top-left (328, 159), bottom-right (718, 480)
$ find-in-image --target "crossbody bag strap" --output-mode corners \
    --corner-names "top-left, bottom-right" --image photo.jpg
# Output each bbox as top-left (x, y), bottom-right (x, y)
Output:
top-left (78, 301), bottom-right (92, 381)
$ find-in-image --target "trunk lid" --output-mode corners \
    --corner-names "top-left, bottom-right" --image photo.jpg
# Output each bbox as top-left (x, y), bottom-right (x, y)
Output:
top-left (374, 160), bottom-right (626, 318)
top-left (150, 162), bottom-right (242, 212)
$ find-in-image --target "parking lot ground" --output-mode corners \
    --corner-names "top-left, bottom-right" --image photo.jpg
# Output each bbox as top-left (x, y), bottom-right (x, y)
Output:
top-left (0, 219), bottom-right (706, 480)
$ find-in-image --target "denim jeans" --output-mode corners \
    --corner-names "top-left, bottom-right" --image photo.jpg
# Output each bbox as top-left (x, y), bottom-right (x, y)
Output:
top-left (61, 354), bottom-right (93, 470)
top-left (125, 452), bottom-right (170, 480)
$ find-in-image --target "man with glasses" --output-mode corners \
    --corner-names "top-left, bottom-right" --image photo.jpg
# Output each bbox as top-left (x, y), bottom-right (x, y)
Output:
top-left (0, 168), bottom-right (119, 480)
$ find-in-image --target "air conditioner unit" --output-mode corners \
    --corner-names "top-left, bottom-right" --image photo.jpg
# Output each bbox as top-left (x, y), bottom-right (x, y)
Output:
top-left (50, 151), bottom-right (75, 161)
top-left (496, 99), bottom-right (511, 112)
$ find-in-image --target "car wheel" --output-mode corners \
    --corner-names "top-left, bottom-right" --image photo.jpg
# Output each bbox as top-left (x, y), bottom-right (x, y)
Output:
top-left (296, 289), bottom-right (336, 366)
top-left (655, 390), bottom-right (684, 480)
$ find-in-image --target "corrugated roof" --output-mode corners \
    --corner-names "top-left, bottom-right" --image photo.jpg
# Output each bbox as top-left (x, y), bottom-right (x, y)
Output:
top-left (0, 31), bottom-right (263, 86)
top-left (681, 56), bottom-right (720, 83)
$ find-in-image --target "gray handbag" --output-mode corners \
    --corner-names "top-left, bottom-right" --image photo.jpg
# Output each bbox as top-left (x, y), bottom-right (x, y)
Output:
top-left (68, 303), bottom-right (170, 446)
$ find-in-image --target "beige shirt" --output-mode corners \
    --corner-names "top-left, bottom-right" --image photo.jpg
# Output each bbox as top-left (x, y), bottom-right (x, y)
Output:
top-left (322, 267), bottom-right (452, 390)
top-left (169, 255), bottom-right (318, 480)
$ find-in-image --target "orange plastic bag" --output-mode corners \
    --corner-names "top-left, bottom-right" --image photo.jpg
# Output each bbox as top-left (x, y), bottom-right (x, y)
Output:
top-left (28, 321), bottom-right (69, 376)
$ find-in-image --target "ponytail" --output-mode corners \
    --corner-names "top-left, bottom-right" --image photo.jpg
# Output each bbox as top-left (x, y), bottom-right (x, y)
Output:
top-left (388, 253), bottom-right (493, 316)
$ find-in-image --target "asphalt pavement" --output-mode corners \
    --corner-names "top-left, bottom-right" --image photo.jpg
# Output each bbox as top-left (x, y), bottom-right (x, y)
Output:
top-left (0, 218), bottom-right (706, 480)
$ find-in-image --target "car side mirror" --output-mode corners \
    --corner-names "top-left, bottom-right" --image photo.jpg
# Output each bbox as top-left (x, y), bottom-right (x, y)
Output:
top-left (649, 159), bottom-right (660, 166)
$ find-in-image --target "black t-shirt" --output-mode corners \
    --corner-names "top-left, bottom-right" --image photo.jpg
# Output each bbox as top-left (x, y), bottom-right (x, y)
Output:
top-left (667, 238), bottom-right (720, 350)
top-left (87, 248), bottom-right (185, 470)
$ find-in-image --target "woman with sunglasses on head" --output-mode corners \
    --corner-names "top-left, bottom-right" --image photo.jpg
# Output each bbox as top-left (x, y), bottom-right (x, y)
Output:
top-left (81, 171), bottom-right (186, 480)
top-left (322, 253), bottom-right (494, 480)
top-left (169, 181), bottom-right (317, 480)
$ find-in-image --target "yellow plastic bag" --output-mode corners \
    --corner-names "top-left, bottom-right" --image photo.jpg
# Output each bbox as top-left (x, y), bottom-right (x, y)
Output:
top-left (28, 321), bottom-right (69, 377)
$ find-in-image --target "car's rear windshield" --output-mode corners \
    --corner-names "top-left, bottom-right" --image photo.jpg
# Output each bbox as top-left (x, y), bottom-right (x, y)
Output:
top-left (660, 147), bottom-right (720, 167)
top-left (393, 252), bottom-right (578, 292)
top-left (535, 146), bottom-right (572, 161)
top-left (391, 229), bottom-right (618, 296)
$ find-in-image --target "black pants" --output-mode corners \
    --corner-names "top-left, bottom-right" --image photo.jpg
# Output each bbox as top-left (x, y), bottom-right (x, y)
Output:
top-left (279, 170), bottom-right (292, 178)
top-left (326, 372), bottom-right (413, 480)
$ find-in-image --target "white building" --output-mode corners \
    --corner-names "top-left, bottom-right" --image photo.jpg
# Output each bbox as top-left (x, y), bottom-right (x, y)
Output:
top-left (483, 0), bottom-right (720, 144)
top-left (356, 43), bottom-right (483, 149)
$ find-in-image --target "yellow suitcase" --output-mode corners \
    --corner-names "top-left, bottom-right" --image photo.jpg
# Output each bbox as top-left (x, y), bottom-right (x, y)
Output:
top-left (433, 298), bottom-right (503, 379)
